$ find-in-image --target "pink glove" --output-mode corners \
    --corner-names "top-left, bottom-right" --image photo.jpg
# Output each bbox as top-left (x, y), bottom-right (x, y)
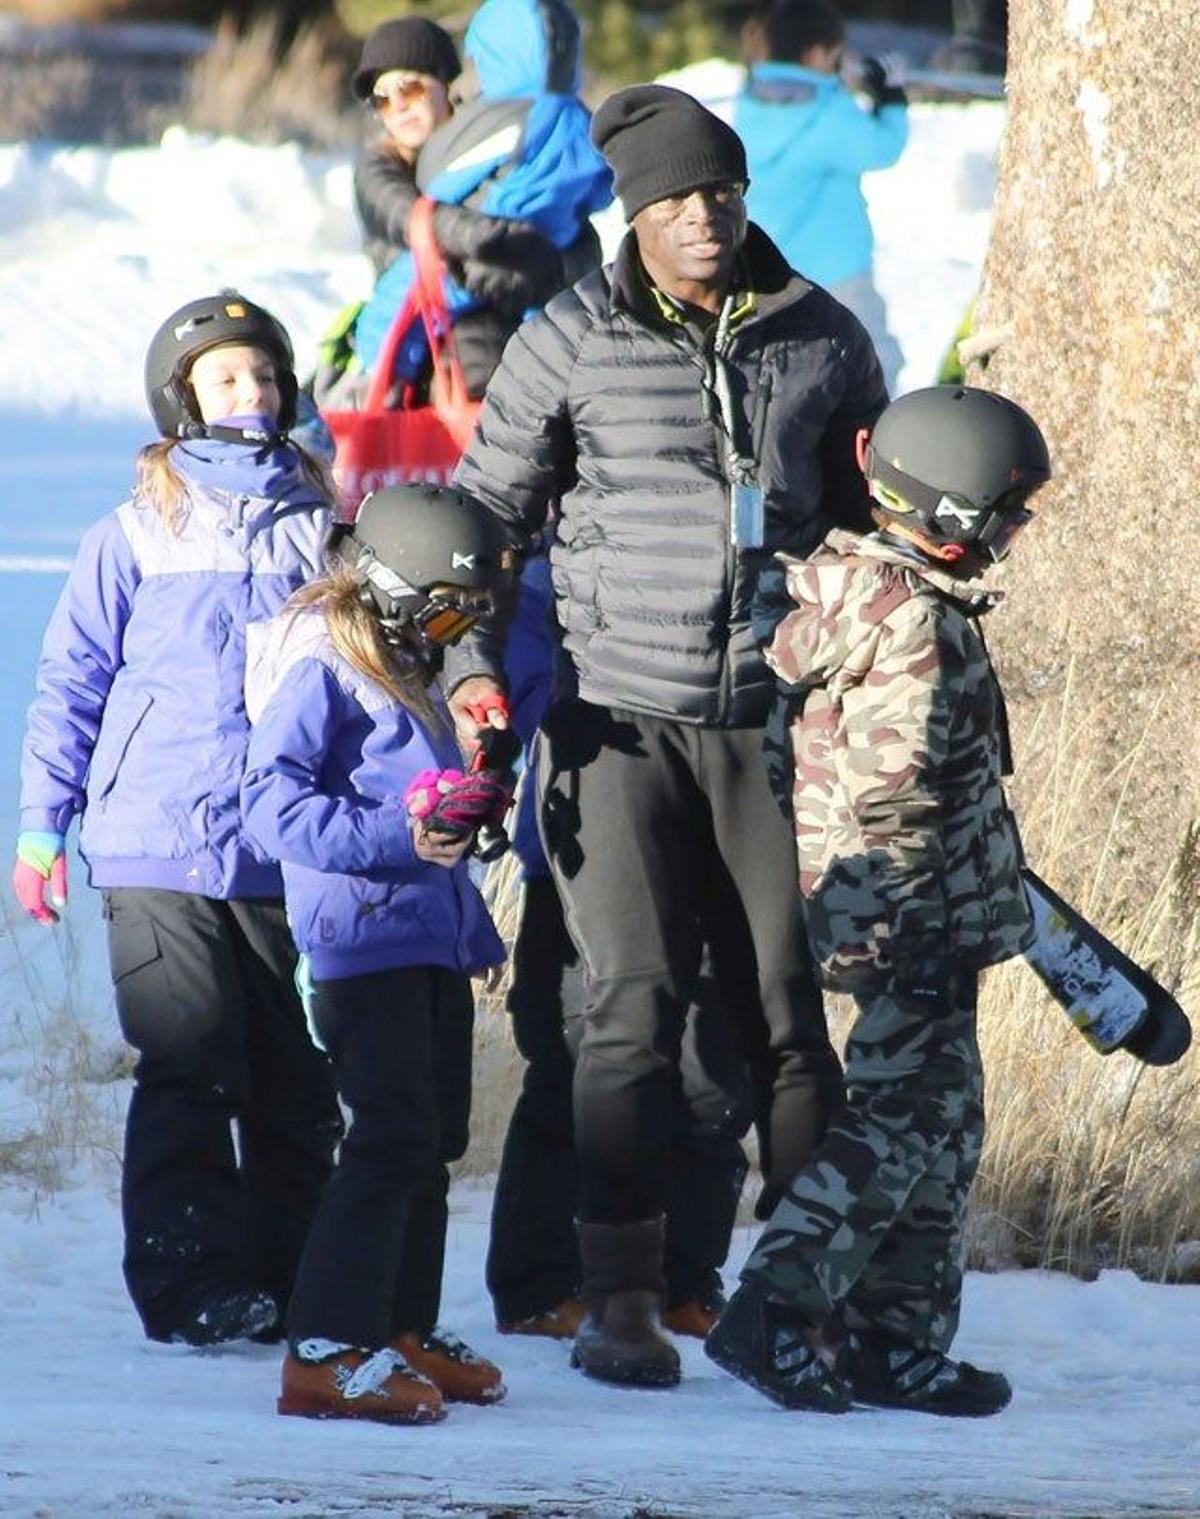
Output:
top-left (403, 768), bottom-right (466, 821)
top-left (13, 832), bottom-right (69, 925)
top-left (423, 772), bottom-right (512, 837)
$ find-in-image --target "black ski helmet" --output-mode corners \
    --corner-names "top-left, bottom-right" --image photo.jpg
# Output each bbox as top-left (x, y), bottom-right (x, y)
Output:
top-left (327, 483), bottom-right (516, 641)
top-left (864, 385), bottom-right (1051, 562)
top-left (144, 292), bottom-right (299, 438)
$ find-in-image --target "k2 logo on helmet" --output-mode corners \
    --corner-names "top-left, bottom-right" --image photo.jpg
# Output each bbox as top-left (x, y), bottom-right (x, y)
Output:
top-left (451, 552), bottom-right (477, 570)
top-left (934, 495), bottom-right (979, 530)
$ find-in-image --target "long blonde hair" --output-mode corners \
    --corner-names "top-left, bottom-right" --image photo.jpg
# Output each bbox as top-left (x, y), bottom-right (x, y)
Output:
top-left (134, 438), bottom-right (337, 533)
top-left (285, 569), bottom-right (444, 730)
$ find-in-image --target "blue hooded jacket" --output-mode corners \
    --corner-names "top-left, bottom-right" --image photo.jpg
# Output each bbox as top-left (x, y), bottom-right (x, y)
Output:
top-left (355, 0), bottom-right (612, 376)
top-left (241, 607), bottom-right (504, 981)
top-left (19, 433), bottom-right (331, 898)
top-left (734, 62), bottom-right (907, 287)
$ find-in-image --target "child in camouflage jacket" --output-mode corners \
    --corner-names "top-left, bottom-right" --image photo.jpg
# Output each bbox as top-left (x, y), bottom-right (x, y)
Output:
top-left (706, 384), bottom-right (1052, 1418)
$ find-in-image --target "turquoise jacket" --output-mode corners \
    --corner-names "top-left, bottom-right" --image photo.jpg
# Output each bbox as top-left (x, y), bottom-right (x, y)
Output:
top-left (734, 62), bottom-right (907, 287)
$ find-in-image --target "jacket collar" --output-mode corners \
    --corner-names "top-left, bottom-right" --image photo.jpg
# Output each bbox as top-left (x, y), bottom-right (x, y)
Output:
top-left (824, 528), bottom-right (1004, 615)
top-left (609, 221), bottom-right (811, 331)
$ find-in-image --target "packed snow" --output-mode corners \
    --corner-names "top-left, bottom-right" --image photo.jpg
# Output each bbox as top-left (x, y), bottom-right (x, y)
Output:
top-left (1, 72), bottom-right (1197, 1519)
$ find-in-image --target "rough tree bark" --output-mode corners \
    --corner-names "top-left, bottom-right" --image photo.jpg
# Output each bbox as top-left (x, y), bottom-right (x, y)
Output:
top-left (972, 0), bottom-right (1200, 908)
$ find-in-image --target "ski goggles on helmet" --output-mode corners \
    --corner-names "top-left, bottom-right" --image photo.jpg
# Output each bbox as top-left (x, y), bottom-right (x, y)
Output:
top-left (411, 587), bottom-right (495, 647)
top-left (974, 502), bottom-right (1034, 562)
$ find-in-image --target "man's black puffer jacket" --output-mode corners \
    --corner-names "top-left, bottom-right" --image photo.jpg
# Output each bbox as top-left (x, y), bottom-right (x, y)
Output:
top-left (450, 223), bottom-right (889, 728)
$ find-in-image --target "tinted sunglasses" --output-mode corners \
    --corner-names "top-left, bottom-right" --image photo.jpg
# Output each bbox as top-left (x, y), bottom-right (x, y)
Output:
top-left (371, 77), bottom-right (433, 110)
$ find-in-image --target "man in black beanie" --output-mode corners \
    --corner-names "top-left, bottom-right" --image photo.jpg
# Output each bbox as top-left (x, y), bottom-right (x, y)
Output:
top-left (445, 83), bottom-right (888, 1391)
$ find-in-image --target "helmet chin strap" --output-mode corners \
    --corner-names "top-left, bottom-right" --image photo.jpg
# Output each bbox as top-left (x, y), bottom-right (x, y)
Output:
top-left (179, 419), bottom-right (289, 451)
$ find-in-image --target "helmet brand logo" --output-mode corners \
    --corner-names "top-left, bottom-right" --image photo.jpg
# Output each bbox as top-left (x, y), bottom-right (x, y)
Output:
top-left (224, 303), bottom-right (247, 319)
top-left (933, 494), bottom-right (978, 530)
top-left (451, 552), bottom-right (477, 570)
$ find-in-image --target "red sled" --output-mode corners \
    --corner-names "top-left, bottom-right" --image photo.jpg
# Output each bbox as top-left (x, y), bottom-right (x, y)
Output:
top-left (323, 196), bottom-right (480, 520)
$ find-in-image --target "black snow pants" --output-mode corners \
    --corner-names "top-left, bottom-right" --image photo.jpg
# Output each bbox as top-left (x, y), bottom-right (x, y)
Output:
top-left (535, 699), bottom-right (843, 1228)
top-left (105, 888), bottom-right (342, 1341)
top-left (285, 965), bottom-right (475, 1349)
top-left (485, 872), bottom-right (752, 1324)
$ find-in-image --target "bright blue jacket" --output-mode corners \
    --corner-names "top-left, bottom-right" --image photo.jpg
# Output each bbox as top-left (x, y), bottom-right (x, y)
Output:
top-left (735, 63), bottom-right (907, 287)
top-left (18, 438), bottom-right (330, 897)
top-left (241, 607), bottom-right (504, 982)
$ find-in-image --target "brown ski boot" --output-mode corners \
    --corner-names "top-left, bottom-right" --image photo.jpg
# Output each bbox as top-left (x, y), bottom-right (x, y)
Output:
top-left (392, 1328), bottom-right (506, 1404)
top-left (572, 1218), bottom-right (681, 1388)
top-left (278, 1341), bottom-right (445, 1424)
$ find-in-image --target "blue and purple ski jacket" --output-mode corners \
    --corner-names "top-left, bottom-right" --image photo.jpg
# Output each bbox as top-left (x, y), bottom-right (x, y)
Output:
top-left (18, 438), bottom-right (331, 898)
top-left (242, 607), bottom-right (504, 983)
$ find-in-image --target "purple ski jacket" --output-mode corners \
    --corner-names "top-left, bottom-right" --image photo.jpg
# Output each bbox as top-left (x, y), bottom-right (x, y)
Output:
top-left (18, 440), bottom-right (331, 897)
top-left (241, 607), bottom-right (504, 982)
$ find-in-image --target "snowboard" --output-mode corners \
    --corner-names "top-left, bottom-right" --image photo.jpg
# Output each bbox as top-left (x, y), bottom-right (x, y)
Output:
top-left (1021, 868), bottom-right (1191, 1066)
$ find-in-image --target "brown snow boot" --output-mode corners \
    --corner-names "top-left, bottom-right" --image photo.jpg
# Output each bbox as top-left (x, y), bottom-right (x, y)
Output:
top-left (571, 1218), bottom-right (681, 1388)
top-left (278, 1342), bottom-right (445, 1424)
top-left (392, 1328), bottom-right (506, 1404)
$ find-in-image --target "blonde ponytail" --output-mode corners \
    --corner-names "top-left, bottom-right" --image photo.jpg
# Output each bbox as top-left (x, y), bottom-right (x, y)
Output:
top-left (286, 570), bottom-right (444, 731)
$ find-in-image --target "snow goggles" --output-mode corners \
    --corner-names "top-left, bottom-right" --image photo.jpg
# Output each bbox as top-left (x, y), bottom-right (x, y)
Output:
top-left (975, 503), bottom-right (1034, 562)
top-left (411, 588), bottom-right (495, 647)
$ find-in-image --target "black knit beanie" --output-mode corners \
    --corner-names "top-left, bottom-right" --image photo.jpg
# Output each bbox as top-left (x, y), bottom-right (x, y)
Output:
top-left (352, 18), bottom-right (461, 100)
top-left (591, 85), bottom-right (748, 221)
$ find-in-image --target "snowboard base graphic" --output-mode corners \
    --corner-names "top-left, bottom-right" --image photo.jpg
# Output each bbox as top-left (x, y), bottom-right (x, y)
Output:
top-left (1021, 869), bottom-right (1191, 1066)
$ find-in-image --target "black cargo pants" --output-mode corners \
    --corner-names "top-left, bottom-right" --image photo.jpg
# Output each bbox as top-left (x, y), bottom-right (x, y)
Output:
top-left (104, 888), bottom-right (342, 1341)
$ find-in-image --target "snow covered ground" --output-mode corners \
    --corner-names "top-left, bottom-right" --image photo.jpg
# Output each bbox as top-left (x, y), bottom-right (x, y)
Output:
top-left (1, 82), bottom-right (1198, 1519)
top-left (4, 1181), bottom-right (1199, 1519)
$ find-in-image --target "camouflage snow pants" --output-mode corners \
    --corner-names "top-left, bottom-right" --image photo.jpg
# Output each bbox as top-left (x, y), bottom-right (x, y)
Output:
top-left (740, 977), bottom-right (983, 1353)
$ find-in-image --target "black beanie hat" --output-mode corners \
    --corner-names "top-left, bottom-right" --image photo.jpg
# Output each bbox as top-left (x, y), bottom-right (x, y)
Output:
top-left (352, 18), bottom-right (461, 100)
top-left (591, 85), bottom-right (748, 221)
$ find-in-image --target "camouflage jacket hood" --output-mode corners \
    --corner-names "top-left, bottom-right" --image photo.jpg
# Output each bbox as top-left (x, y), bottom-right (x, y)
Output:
top-left (766, 528), bottom-right (1032, 991)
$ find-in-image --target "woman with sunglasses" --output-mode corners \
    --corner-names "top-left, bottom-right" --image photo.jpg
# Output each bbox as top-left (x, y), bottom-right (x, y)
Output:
top-left (344, 14), bottom-right (571, 402)
top-left (241, 483), bottom-right (515, 1424)
top-left (347, 1), bottom-right (611, 404)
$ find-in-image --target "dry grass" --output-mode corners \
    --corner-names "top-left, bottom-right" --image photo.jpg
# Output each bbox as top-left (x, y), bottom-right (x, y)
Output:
top-left (966, 666), bottom-right (1199, 1281)
top-left (0, 906), bottom-right (127, 1204)
top-left (182, 13), bottom-right (358, 149)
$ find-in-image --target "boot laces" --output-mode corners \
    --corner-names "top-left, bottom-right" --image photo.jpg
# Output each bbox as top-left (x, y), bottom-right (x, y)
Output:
top-left (341, 1347), bottom-right (412, 1399)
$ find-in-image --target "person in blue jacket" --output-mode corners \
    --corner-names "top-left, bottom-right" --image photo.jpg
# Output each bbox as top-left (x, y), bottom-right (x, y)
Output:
top-left (735, 0), bottom-right (908, 393)
top-left (13, 293), bottom-right (343, 1347)
top-left (242, 484), bottom-right (514, 1425)
top-left (353, 0), bottom-right (612, 399)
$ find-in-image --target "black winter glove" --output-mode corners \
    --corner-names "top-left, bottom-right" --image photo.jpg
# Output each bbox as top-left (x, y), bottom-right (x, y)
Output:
top-left (858, 54), bottom-right (908, 112)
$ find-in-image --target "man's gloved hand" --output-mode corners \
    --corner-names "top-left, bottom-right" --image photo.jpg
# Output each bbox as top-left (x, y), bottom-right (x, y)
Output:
top-left (13, 831), bottom-right (68, 924)
top-left (858, 53), bottom-right (908, 111)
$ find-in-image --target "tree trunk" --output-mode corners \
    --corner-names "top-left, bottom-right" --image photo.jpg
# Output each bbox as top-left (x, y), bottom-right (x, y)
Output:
top-left (972, 0), bottom-right (1200, 910)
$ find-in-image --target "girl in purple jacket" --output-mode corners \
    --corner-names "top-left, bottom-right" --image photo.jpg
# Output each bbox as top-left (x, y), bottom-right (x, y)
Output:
top-left (241, 483), bottom-right (514, 1425)
top-left (14, 294), bottom-right (343, 1347)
